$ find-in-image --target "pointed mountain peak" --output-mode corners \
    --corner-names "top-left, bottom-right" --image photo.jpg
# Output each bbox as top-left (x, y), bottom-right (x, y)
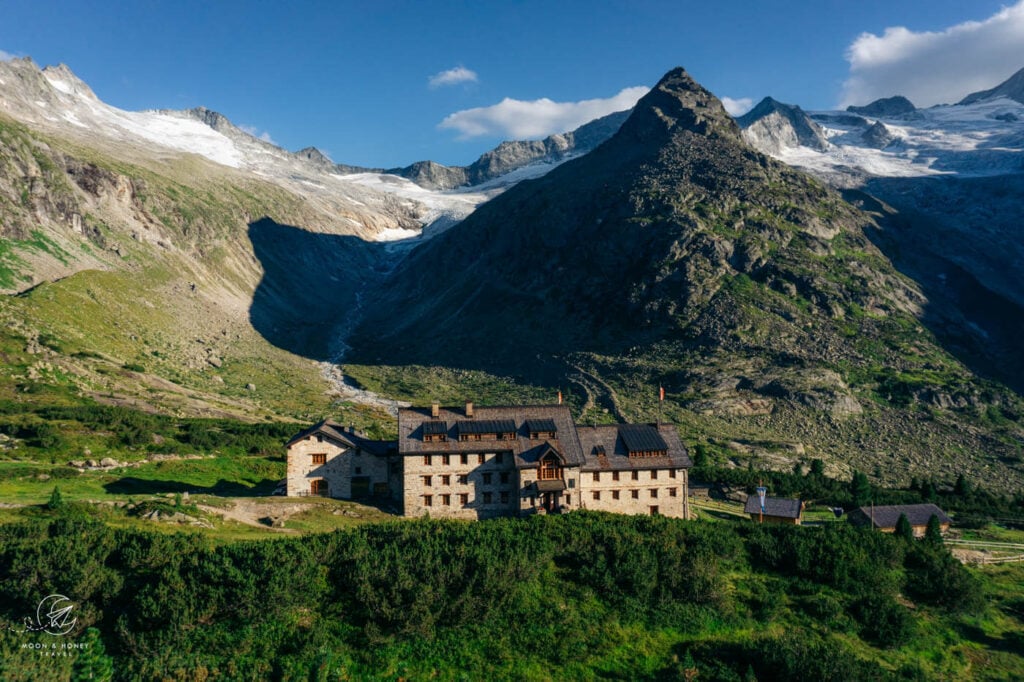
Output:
top-left (40, 62), bottom-right (98, 100)
top-left (294, 147), bottom-right (343, 171)
top-left (185, 107), bottom-right (234, 132)
top-left (736, 96), bottom-right (828, 152)
top-left (618, 66), bottom-right (740, 144)
top-left (735, 96), bottom-right (809, 126)
top-left (296, 146), bottom-right (332, 164)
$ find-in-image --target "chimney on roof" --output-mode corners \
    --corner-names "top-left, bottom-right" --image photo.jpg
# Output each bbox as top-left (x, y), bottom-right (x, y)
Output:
top-left (431, 401), bottom-right (440, 419)
top-left (465, 401), bottom-right (474, 418)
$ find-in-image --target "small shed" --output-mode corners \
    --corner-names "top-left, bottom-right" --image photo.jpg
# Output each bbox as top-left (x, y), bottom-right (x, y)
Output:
top-left (848, 503), bottom-right (951, 537)
top-left (744, 495), bottom-right (803, 525)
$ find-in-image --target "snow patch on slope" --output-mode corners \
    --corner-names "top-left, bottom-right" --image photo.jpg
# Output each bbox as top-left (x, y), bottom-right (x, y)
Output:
top-left (749, 96), bottom-right (1024, 180)
top-left (0, 59), bottom-right (573, 244)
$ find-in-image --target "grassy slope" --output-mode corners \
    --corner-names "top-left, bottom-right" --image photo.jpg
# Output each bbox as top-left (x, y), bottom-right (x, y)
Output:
top-left (0, 112), bottom-right (406, 428)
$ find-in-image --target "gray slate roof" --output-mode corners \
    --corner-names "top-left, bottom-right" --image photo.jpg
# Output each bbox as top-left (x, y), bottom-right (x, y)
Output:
top-left (851, 503), bottom-right (951, 529)
top-left (457, 419), bottom-right (516, 435)
top-left (397, 404), bottom-right (586, 469)
top-left (618, 424), bottom-right (669, 453)
top-left (744, 495), bottom-right (802, 518)
top-left (576, 424), bottom-right (691, 472)
top-left (286, 420), bottom-right (396, 456)
top-left (525, 418), bottom-right (557, 433)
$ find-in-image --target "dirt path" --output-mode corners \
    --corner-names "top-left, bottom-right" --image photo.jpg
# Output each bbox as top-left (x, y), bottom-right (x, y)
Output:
top-left (568, 364), bottom-right (625, 420)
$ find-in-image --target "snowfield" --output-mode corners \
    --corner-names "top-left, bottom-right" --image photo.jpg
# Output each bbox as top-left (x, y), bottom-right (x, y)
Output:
top-left (0, 61), bottom-right (531, 244)
top-left (767, 97), bottom-right (1024, 180)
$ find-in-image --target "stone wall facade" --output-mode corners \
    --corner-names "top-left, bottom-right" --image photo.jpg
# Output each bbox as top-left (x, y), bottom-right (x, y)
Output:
top-left (578, 467), bottom-right (689, 518)
top-left (286, 432), bottom-right (388, 499)
top-left (401, 450), bottom-right (521, 519)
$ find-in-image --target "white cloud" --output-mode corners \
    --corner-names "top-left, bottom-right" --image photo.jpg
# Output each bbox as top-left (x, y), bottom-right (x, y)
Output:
top-left (439, 86), bottom-right (649, 140)
top-left (720, 96), bottom-right (754, 116)
top-left (428, 66), bottom-right (478, 88)
top-left (840, 1), bottom-right (1024, 108)
top-left (239, 124), bottom-right (275, 144)
top-left (0, 49), bottom-right (17, 61)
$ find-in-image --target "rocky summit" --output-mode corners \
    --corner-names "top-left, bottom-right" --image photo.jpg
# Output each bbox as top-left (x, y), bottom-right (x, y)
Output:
top-left (353, 66), bottom-right (905, 362)
top-left (737, 96), bottom-right (830, 153)
top-left (846, 95), bottom-right (917, 117)
top-left (350, 67), bottom-right (1024, 489)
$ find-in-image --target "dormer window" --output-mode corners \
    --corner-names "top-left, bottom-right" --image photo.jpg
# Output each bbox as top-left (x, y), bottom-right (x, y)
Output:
top-left (525, 418), bottom-right (557, 440)
top-left (619, 425), bottom-right (668, 458)
top-left (422, 421), bottom-right (448, 443)
top-left (456, 419), bottom-right (516, 442)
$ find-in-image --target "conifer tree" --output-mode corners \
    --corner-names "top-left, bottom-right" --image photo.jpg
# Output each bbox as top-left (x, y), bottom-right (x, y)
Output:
top-left (47, 485), bottom-right (64, 510)
top-left (850, 471), bottom-right (871, 506)
top-left (71, 627), bottom-right (113, 682)
top-left (925, 514), bottom-right (944, 544)
top-left (895, 513), bottom-right (914, 542)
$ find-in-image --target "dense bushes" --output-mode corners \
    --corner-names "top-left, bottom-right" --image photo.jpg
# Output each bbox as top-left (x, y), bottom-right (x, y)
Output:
top-left (0, 401), bottom-right (296, 458)
top-left (0, 512), bottom-right (993, 680)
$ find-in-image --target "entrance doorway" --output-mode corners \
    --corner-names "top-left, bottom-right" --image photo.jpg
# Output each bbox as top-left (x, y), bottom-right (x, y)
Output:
top-left (542, 491), bottom-right (562, 513)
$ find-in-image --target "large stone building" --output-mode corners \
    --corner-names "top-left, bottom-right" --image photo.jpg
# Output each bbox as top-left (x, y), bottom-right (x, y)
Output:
top-left (286, 401), bottom-right (692, 519)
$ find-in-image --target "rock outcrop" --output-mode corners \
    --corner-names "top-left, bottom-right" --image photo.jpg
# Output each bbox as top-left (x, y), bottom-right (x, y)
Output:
top-left (862, 121), bottom-right (897, 149)
top-left (737, 97), bottom-right (829, 152)
top-left (847, 96), bottom-right (916, 117)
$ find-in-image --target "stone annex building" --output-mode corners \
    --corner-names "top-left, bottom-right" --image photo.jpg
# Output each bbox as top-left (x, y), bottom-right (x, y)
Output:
top-left (286, 401), bottom-right (693, 519)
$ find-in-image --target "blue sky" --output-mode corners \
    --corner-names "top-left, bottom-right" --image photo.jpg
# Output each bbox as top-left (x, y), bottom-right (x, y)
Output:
top-left (2, 1), bottom-right (1022, 167)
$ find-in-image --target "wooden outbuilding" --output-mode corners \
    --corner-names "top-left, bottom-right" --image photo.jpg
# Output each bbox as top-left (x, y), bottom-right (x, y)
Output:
top-left (848, 503), bottom-right (951, 537)
top-left (744, 495), bottom-right (803, 525)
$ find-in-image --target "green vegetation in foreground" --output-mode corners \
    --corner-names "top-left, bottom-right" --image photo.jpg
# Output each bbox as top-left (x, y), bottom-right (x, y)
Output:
top-left (0, 512), bottom-right (1020, 681)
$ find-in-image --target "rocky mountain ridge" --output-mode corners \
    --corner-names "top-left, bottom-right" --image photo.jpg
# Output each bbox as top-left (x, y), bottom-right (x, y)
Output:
top-left (288, 109), bottom-right (631, 190)
top-left (847, 96), bottom-right (916, 117)
top-left (347, 67), bottom-right (1024, 489)
top-left (737, 97), bottom-right (829, 153)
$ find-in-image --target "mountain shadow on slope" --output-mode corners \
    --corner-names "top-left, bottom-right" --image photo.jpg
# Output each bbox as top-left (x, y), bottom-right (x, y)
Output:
top-left (851, 179), bottom-right (1024, 393)
top-left (345, 68), bottom-right (920, 379)
top-left (248, 217), bottom-right (392, 361)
